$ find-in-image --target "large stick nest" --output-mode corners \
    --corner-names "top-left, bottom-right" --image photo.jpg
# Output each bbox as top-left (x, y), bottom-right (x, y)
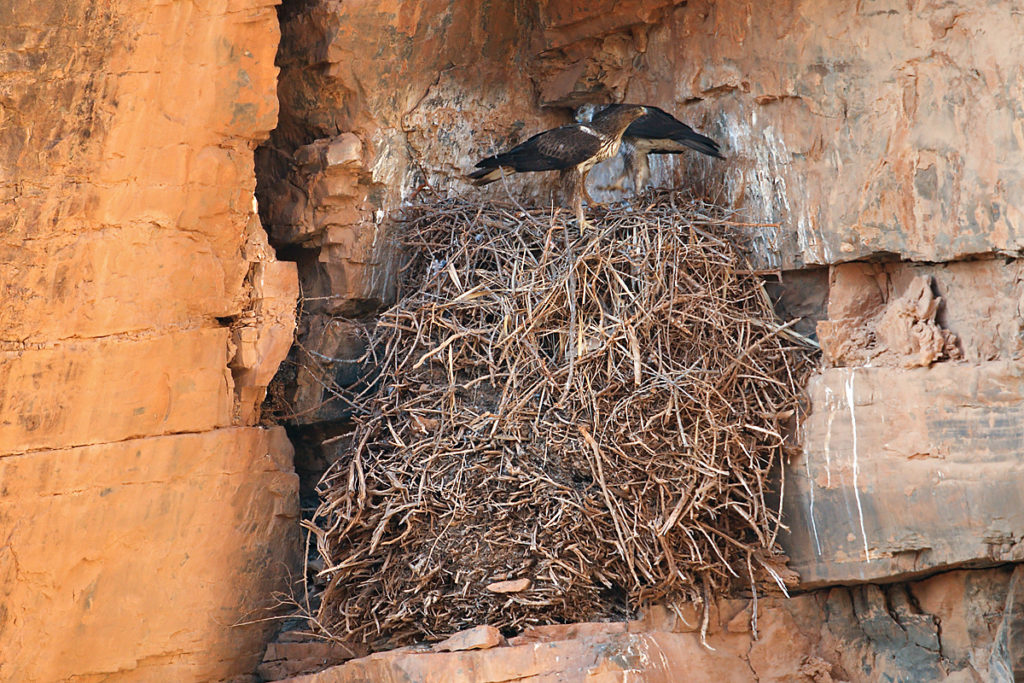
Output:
top-left (308, 190), bottom-right (815, 646)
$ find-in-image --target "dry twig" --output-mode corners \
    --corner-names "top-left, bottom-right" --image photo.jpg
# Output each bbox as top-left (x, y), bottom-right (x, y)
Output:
top-left (307, 190), bottom-right (816, 647)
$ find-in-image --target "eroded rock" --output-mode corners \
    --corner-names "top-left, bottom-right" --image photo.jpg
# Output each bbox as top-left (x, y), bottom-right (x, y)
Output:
top-left (783, 362), bottom-right (1024, 585)
top-left (268, 566), bottom-right (1024, 682)
top-left (817, 265), bottom-right (964, 368)
top-left (0, 428), bottom-right (299, 681)
top-left (1, 0), bottom-right (299, 679)
top-left (432, 626), bottom-right (506, 653)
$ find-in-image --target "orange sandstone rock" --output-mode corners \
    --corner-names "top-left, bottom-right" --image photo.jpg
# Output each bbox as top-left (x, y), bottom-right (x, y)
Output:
top-left (783, 361), bottom-right (1024, 585)
top-left (432, 626), bottom-right (506, 653)
top-left (0, 329), bottom-right (233, 454)
top-left (0, 427), bottom-right (299, 682)
top-left (0, 0), bottom-right (298, 679)
top-left (269, 569), bottom-right (1024, 682)
top-left (485, 578), bottom-right (532, 594)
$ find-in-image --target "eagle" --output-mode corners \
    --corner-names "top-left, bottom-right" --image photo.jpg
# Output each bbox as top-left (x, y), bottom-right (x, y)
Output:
top-left (467, 104), bottom-right (650, 229)
top-left (615, 104), bottom-right (724, 192)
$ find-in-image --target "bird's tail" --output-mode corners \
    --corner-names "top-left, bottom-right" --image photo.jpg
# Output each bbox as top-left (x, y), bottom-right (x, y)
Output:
top-left (466, 165), bottom-right (513, 186)
top-left (678, 130), bottom-right (724, 159)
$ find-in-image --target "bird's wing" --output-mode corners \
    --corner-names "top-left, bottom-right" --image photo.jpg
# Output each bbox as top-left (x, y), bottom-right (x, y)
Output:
top-left (475, 124), bottom-right (603, 172)
top-left (625, 106), bottom-right (723, 159)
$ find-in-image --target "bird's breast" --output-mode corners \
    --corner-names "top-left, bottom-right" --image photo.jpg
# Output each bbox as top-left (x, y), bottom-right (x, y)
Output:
top-left (597, 138), bottom-right (621, 161)
top-left (578, 138), bottom-right (621, 172)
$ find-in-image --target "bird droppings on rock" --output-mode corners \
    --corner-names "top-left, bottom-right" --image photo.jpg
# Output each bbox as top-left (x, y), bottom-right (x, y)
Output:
top-left (305, 190), bottom-right (817, 649)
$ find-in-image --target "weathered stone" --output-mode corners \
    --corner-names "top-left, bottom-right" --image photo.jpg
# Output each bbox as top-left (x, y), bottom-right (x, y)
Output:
top-left (258, 638), bottom-right (369, 681)
top-left (281, 631), bottom-right (755, 683)
top-left (816, 259), bottom-right (1023, 367)
top-left (818, 268), bottom-right (960, 368)
top-left (910, 567), bottom-right (1024, 678)
top-left (564, 1), bottom-right (1024, 267)
top-left (782, 363), bottom-right (1024, 585)
top-left (230, 260), bottom-right (300, 423)
top-left (271, 566), bottom-right (1024, 682)
top-left (0, 329), bottom-right (233, 454)
top-left (267, 0), bottom-right (1024, 275)
top-left (284, 315), bottom-right (370, 425)
top-left (1, 0), bottom-right (298, 680)
top-left (0, 225), bottom-right (247, 344)
top-left (537, 0), bottom-right (683, 50)
top-left (764, 267), bottom-right (829, 342)
top-left (871, 276), bottom-right (954, 368)
top-left (260, 0), bottom-right (569, 314)
top-left (507, 622), bottom-right (628, 647)
top-left (264, 136), bottom-right (368, 247)
top-left (0, 427), bottom-right (299, 682)
top-left (485, 578), bottom-right (532, 594)
top-left (432, 626), bottom-right (505, 653)
top-left (1, 0), bottom-right (283, 343)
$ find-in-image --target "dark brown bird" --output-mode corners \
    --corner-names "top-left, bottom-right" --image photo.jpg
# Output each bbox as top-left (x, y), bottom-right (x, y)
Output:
top-left (615, 104), bottom-right (724, 192)
top-left (467, 104), bottom-right (650, 228)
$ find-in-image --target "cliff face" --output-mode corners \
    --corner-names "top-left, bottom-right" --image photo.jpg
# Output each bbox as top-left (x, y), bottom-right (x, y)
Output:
top-left (258, 0), bottom-right (1024, 680)
top-left (1, 1), bottom-right (299, 680)
top-left (277, 567), bottom-right (1024, 682)
top-left (265, 0), bottom-right (1024, 583)
top-left (5, 0), bottom-right (1024, 679)
top-left (565, 0), bottom-right (1024, 268)
top-left (263, 0), bottom-right (1024, 268)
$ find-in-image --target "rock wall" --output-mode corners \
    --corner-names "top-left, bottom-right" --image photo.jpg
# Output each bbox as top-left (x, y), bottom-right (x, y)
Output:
top-left (257, 0), bottom-right (1024, 678)
top-left (534, 0), bottom-right (1024, 605)
top-left (262, 0), bottom-right (1024, 272)
top-left (260, 0), bottom-right (561, 314)
top-left (264, 0), bottom-right (1024, 585)
top-left (277, 566), bottom-right (1024, 682)
top-left (1, 1), bottom-right (299, 680)
top-left (554, 0), bottom-right (1024, 627)
top-left (3, 0), bottom-right (1009, 679)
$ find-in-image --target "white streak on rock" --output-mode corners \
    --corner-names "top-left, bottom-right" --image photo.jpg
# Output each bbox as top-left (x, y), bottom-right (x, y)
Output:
top-left (846, 369), bottom-right (871, 562)
top-left (806, 452), bottom-right (822, 557)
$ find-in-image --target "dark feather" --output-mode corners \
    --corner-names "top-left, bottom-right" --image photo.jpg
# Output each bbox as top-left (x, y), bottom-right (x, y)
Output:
top-left (621, 105), bottom-right (724, 159)
top-left (470, 125), bottom-right (603, 183)
top-left (467, 105), bottom-right (650, 230)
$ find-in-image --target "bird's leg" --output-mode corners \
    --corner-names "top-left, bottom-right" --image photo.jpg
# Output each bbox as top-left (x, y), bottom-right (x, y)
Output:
top-left (573, 171), bottom-right (591, 231)
top-left (625, 152), bottom-right (651, 194)
top-left (634, 154), bottom-right (651, 194)
top-left (561, 169), bottom-right (590, 232)
top-left (574, 185), bottom-right (590, 231)
top-left (581, 170), bottom-right (605, 209)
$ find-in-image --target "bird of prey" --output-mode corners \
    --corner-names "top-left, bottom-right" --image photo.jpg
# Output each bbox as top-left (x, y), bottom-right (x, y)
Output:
top-left (614, 104), bottom-right (724, 192)
top-left (467, 104), bottom-right (650, 229)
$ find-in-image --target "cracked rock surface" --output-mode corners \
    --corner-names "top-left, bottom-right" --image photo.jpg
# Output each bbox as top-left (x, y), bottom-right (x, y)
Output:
top-left (271, 566), bottom-right (1024, 682)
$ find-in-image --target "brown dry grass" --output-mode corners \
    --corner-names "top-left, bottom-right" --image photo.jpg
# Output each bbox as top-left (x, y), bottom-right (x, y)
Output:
top-left (305, 190), bottom-right (816, 646)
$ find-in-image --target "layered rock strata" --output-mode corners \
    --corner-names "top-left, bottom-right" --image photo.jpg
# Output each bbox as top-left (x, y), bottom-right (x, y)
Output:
top-left (1, 0), bottom-right (299, 679)
top-left (264, 0), bottom-right (1024, 593)
top-left (273, 566), bottom-right (1024, 683)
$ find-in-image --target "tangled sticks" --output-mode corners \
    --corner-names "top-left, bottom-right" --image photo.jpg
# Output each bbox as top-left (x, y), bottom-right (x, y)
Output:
top-left (308, 191), bottom-right (816, 646)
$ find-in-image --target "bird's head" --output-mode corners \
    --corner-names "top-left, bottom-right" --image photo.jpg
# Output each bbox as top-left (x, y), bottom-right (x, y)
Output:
top-left (620, 105), bottom-right (650, 124)
top-left (592, 104), bottom-right (651, 132)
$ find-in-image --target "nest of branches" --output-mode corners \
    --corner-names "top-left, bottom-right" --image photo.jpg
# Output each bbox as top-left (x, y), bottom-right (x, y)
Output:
top-left (308, 190), bottom-right (816, 646)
